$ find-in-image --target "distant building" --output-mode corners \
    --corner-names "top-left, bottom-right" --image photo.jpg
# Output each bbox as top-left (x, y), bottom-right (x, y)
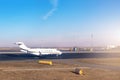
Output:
top-left (106, 45), bottom-right (116, 50)
top-left (73, 47), bottom-right (79, 52)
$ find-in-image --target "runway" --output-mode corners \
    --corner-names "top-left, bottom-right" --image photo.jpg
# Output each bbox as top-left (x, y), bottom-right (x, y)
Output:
top-left (0, 52), bottom-right (120, 61)
top-left (0, 52), bottom-right (120, 71)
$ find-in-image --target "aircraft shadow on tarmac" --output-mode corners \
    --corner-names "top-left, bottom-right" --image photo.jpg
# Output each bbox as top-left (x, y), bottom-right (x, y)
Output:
top-left (0, 53), bottom-right (120, 61)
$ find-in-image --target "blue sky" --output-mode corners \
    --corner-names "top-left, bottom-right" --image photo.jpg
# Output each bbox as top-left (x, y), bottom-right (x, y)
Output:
top-left (0, 0), bottom-right (120, 47)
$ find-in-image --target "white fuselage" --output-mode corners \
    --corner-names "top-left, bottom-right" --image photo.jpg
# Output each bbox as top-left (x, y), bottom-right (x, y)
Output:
top-left (15, 42), bottom-right (62, 56)
top-left (23, 48), bottom-right (62, 56)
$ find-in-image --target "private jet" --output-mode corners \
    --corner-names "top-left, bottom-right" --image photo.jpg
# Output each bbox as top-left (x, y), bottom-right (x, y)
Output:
top-left (15, 42), bottom-right (62, 56)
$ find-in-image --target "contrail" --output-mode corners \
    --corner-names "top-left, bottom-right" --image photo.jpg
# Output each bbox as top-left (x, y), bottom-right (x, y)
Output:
top-left (43, 0), bottom-right (58, 20)
top-left (43, 8), bottom-right (56, 20)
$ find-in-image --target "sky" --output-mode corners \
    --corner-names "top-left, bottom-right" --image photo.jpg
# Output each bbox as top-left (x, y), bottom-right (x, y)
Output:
top-left (0, 0), bottom-right (120, 47)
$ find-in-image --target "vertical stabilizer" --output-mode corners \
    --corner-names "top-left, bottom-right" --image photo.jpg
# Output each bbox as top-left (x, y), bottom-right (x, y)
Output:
top-left (15, 42), bottom-right (30, 50)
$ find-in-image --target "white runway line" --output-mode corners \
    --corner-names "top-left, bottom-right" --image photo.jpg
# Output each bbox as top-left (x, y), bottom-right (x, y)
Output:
top-left (3, 67), bottom-right (90, 71)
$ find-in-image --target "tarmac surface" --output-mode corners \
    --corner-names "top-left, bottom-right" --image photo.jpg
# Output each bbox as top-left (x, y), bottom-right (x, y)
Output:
top-left (0, 52), bottom-right (120, 60)
top-left (0, 52), bottom-right (120, 71)
top-left (1, 52), bottom-right (120, 80)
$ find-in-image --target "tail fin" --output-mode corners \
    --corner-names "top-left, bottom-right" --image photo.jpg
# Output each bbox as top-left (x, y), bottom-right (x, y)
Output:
top-left (15, 42), bottom-right (30, 50)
